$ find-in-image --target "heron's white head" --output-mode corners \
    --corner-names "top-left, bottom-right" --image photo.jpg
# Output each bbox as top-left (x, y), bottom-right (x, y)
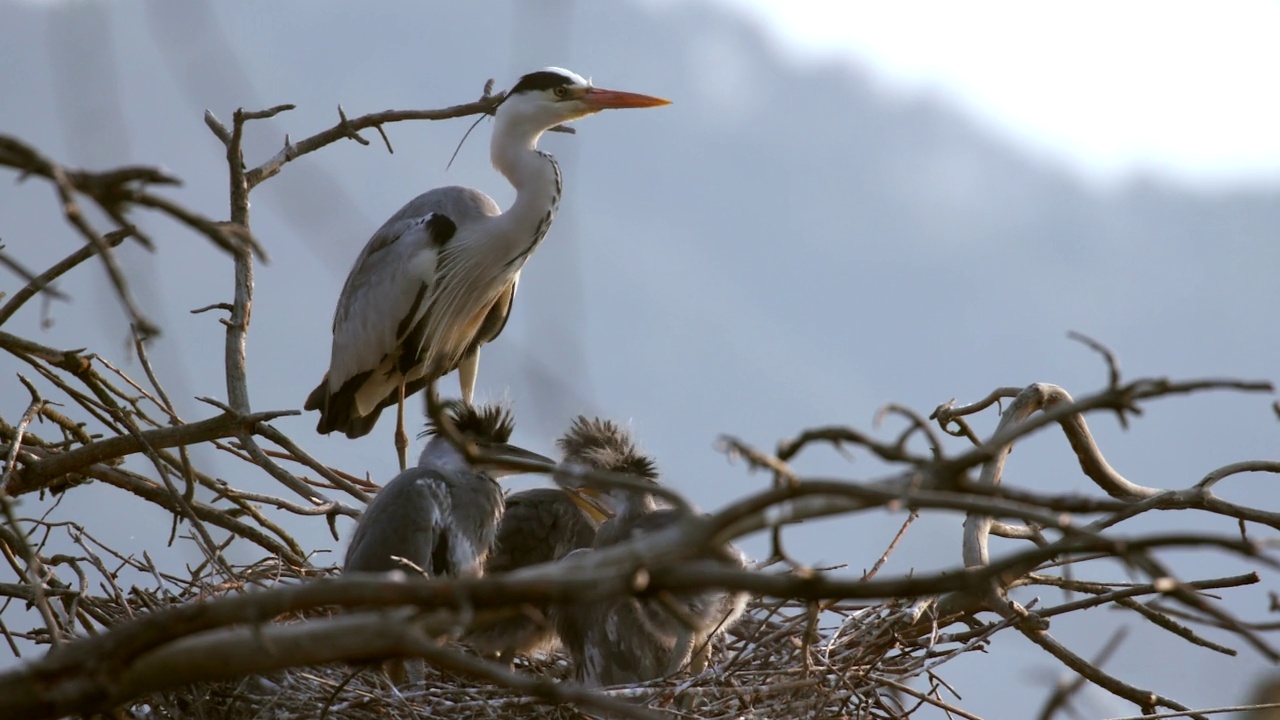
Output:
top-left (495, 67), bottom-right (670, 141)
top-left (419, 402), bottom-right (553, 479)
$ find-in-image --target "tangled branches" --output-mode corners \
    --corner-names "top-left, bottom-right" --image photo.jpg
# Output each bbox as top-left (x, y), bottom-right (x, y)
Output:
top-left (0, 78), bottom-right (1278, 720)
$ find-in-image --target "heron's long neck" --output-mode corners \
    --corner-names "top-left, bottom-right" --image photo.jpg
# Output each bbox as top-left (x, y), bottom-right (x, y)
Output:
top-left (418, 436), bottom-right (471, 476)
top-left (490, 119), bottom-right (562, 266)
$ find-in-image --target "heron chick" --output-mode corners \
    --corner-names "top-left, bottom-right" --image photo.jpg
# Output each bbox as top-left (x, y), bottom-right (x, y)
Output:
top-left (551, 417), bottom-right (749, 687)
top-left (304, 68), bottom-right (671, 472)
top-left (464, 487), bottom-right (608, 663)
top-left (342, 402), bottom-right (550, 685)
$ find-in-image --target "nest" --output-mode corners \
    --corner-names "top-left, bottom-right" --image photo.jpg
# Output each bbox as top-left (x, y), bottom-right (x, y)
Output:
top-left (132, 578), bottom-right (985, 720)
top-left (1, 520), bottom-right (998, 720)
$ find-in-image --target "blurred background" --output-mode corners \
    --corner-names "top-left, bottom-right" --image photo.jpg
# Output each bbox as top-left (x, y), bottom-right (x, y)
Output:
top-left (1, 1), bottom-right (1278, 717)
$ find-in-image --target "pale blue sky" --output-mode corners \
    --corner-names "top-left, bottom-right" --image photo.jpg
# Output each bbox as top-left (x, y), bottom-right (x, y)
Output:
top-left (686, 0), bottom-right (1280, 184)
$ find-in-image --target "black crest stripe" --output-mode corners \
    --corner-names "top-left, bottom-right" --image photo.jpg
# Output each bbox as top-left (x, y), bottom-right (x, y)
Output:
top-left (510, 70), bottom-right (576, 95)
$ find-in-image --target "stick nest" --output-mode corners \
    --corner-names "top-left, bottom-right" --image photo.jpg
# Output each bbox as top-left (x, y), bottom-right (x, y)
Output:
top-left (137, 571), bottom-right (980, 720)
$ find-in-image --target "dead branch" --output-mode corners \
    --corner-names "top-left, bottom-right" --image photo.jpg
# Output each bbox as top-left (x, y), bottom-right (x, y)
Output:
top-left (6, 409), bottom-right (295, 495)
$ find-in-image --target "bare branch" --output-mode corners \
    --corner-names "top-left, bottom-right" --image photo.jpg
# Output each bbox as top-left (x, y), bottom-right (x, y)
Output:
top-left (244, 98), bottom-right (504, 188)
top-left (7, 409), bottom-right (297, 496)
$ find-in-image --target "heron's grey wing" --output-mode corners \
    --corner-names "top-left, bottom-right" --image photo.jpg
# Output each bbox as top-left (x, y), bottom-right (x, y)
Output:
top-left (475, 273), bottom-right (519, 347)
top-left (310, 187), bottom-right (501, 429)
top-left (550, 548), bottom-right (608, 683)
top-left (449, 272), bottom-right (521, 402)
top-left (594, 509), bottom-right (748, 653)
top-left (487, 488), bottom-right (594, 573)
top-left (439, 473), bottom-right (504, 576)
top-left (326, 215), bottom-right (451, 412)
top-left (467, 488), bottom-right (591, 658)
top-left (306, 213), bottom-right (449, 434)
top-left (486, 489), bottom-right (555, 573)
top-left (593, 508), bottom-right (677, 549)
top-left (343, 467), bottom-right (451, 575)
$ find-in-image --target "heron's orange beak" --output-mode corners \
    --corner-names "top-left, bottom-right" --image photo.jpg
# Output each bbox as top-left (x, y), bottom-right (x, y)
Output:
top-left (565, 487), bottom-right (613, 524)
top-left (580, 88), bottom-right (671, 110)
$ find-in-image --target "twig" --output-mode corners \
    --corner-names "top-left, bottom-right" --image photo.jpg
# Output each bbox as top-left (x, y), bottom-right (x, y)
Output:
top-left (0, 229), bottom-right (131, 327)
top-left (863, 510), bottom-right (917, 581)
top-left (1107, 702), bottom-right (1280, 720)
top-left (409, 637), bottom-right (664, 720)
top-left (239, 87), bottom-right (577, 190)
top-left (7, 409), bottom-right (296, 496)
top-left (1037, 627), bottom-right (1129, 720)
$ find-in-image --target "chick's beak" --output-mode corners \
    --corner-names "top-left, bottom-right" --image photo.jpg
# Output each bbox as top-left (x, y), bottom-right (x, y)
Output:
top-left (565, 487), bottom-right (613, 523)
top-left (475, 441), bottom-right (555, 478)
top-left (580, 87), bottom-right (671, 110)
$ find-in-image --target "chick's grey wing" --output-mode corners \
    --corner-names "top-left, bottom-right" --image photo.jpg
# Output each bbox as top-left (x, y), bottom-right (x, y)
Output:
top-left (489, 489), bottom-right (594, 573)
top-left (597, 596), bottom-right (674, 685)
top-left (596, 509), bottom-right (745, 632)
top-left (439, 474), bottom-right (504, 576)
top-left (593, 508), bottom-right (678, 549)
top-left (550, 548), bottom-right (608, 683)
top-left (343, 468), bottom-right (451, 575)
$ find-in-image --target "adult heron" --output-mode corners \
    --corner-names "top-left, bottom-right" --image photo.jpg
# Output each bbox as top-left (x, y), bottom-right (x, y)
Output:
top-left (342, 401), bottom-right (550, 685)
top-left (549, 417), bottom-right (749, 687)
top-left (305, 68), bottom-right (670, 470)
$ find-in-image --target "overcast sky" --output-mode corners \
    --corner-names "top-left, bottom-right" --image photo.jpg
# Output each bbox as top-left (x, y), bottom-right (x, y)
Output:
top-left (689, 0), bottom-right (1280, 184)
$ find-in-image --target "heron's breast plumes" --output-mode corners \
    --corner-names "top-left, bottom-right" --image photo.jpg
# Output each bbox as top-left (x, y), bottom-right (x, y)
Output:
top-left (419, 237), bottom-right (516, 373)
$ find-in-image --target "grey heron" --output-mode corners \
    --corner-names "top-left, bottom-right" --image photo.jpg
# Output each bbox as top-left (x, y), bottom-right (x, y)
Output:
top-left (304, 68), bottom-right (670, 471)
top-left (551, 417), bottom-right (750, 687)
top-left (464, 486), bottom-right (608, 664)
top-left (342, 401), bottom-right (551, 685)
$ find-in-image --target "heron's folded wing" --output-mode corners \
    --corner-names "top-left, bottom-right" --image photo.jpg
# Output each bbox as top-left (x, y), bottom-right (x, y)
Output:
top-left (343, 467), bottom-right (451, 575)
top-left (326, 214), bottom-right (452, 394)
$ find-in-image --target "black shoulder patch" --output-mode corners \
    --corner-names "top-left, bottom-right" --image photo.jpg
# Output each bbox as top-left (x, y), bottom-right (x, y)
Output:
top-left (509, 70), bottom-right (576, 95)
top-left (424, 213), bottom-right (457, 249)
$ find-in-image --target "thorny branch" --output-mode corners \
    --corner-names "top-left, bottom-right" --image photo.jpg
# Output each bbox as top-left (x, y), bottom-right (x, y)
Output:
top-left (1, 82), bottom-right (1277, 720)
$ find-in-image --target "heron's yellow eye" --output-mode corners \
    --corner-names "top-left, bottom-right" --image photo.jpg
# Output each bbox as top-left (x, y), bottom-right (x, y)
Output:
top-left (553, 86), bottom-right (569, 99)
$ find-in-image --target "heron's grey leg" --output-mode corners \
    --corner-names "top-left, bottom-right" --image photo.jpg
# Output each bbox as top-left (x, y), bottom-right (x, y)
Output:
top-left (404, 657), bottom-right (425, 685)
top-left (665, 628), bottom-right (695, 676)
top-left (458, 349), bottom-right (478, 406)
top-left (382, 658), bottom-right (407, 687)
top-left (395, 379), bottom-right (408, 472)
top-left (379, 659), bottom-right (414, 708)
top-left (689, 633), bottom-right (712, 673)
